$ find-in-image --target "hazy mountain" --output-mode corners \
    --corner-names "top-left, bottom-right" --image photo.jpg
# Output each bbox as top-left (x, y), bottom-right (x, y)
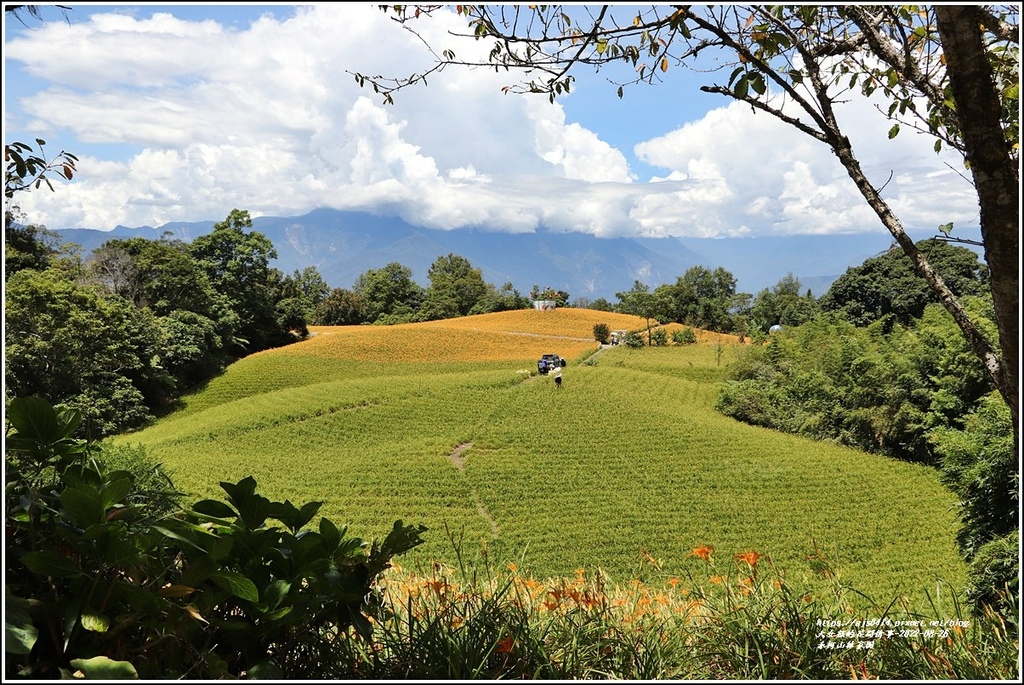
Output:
top-left (54, 208), bottom-right (976, 301)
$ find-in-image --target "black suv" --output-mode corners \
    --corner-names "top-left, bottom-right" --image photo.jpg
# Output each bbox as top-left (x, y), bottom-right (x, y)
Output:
top-left (537, 354), bottom-right (565, 375)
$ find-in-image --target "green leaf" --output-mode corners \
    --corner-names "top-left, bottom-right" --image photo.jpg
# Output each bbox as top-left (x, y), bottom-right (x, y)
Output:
top-left (888, 123), bottom-right (900, 139)
top-left (21, 550), bottom-right (83, 578)
top-left (734, 75), bottom-right (749, 99)
top-left (261, 579), bottom-right (292, 610)
top-left (69, 656), bottom-right (139, 680)
top-left (210, 570), bottom-right (259, 603)
top-left (151, 525), bottom-right (209, 553)
top-left (100, 477), bottom-right (132, 510)
top-left (319, 517), bottom-right (342, 552)
top-left (749, 72), bottom-right (766, 95)
top-left (4, 587), bottom-right (38, 655)
top-left (6, 396), bottom-right (59, 442)
top-left (61, 486), bottom-right (104, 526)
top-left (80, 610), bottom-right (111, 633)
top-left (191, 498), bottom-right (237, 519)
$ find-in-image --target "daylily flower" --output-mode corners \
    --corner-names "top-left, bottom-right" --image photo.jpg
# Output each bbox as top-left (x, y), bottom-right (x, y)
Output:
top-left (689, 545), bottom-right (715, 561)
top-left (734, 551), bottom-right (762, 568)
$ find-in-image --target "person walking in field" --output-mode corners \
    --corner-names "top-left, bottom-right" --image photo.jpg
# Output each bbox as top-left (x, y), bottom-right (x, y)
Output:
top-left (554, 369), bottom-right (563, 389)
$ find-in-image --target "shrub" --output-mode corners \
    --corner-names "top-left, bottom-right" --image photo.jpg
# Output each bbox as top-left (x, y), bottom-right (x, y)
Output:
top-left (593, 323), bottom-right (610, 344)
top-left (965, 530), bottom-right (1019, 622)
top-left (672, 328), bottom-right (697, 345)
top-left (651, 328), bottom-right (668, 346)
top-left (623, 332), bottom-right (644, 349)
top-left (4, 396), bottom-right (426, 680)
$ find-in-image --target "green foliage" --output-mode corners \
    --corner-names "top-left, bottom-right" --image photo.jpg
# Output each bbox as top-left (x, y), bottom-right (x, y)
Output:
top-left (314, 287), bottom-right (367, 325)
top-left (819, 240), bottom-right (989, 327)
top-left (4, 396), bottom-right (426, 680)
top-left (650, 328), bottom-right (668, 346)
top-left (623, 332), bottom-right (645, 348)
top-left (654, 266), bottom-right (738, 332)
top-left (932, 393), bottom-right (1018, 560)
top-left (748, 273), bottom-right (819, 332)
top-left (421, 253), bottom-right (489, 318)
top-left (963, 531), bottom-right (1019, 621)
top-left (156, 309), bottom-right (229, 389)
top-left (716, 303), bottom-right (996, 465)
top-left (470, 281), bottom-right (530, 315)
top-left (592, 322), bottom-right (610, 344)
top-left (672, 327), bottom-right (697, 345)
top-left (4, 268), bottom-right (171, 435)
top-left (189, 209), bottom-right (294, 354)
top-left (4, 221), bottom-right (63, 277)
top-left (355, 262), bottom-right (424, 323)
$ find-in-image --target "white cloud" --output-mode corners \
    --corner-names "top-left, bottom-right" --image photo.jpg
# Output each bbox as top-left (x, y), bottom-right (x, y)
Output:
top-left (5, 4), bottom-right (981, 239)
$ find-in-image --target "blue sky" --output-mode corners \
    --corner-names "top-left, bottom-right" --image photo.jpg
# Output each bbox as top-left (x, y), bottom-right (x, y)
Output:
top-left (4, 3), bottom-right (982, 240)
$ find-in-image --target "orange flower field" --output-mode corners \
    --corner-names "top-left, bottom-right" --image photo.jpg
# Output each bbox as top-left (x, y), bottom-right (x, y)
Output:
top-left (302, 308), bottom-right (652, 364)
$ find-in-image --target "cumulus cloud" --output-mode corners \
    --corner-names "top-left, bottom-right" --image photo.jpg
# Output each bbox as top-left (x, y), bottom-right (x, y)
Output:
top-left (5, 4), bottom-right (980, 238)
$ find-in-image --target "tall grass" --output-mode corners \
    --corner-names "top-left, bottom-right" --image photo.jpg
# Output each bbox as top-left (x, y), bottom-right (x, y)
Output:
top-left (329, 533), bottom-right (1019, 679)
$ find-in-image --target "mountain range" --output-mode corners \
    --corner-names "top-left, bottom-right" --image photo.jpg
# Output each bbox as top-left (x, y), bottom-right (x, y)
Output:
top-left (53, 207), bottom-right (976, 301)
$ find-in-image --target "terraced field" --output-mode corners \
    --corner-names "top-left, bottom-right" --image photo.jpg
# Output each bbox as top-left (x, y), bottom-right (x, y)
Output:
top-left (117, 309), bottom-right (967, 610)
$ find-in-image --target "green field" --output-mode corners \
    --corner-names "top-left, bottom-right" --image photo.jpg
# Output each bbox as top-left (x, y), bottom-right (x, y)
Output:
top-left (116, 314), bottom-right (967, 610)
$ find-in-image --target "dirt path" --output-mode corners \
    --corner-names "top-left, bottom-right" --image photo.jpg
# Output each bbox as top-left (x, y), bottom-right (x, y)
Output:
top-left (447, 442), bottom-right (499, 537)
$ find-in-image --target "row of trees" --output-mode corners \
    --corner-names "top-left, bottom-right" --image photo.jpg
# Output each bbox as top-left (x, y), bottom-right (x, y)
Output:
top-left (315, 256), bottom-right (532, 326)
top-left (608, 239), bottom-right (989, 341)
top-left (4, 207), bottom-right (314, 435)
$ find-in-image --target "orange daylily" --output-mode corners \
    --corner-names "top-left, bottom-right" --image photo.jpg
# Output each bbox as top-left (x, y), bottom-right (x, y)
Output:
top-left (734, 551), bottom-right (762, 568)
top-left (689, 545), bottom-right (715, 561)
top-left (496, 636), bottom-right (515, 654)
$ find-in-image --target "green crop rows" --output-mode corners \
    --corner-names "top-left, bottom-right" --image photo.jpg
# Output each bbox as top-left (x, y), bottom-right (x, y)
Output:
top-left (117, 336), bottom-right (966, 610)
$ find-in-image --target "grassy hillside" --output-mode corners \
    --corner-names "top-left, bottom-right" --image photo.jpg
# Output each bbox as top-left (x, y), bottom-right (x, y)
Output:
top-left (117, 309), bottom-right (967, 610)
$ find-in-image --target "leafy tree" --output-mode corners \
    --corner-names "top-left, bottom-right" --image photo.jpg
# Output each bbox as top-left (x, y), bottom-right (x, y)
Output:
top-left (279, 265), bottom-right (330, 323)
top-left (419, 253), bottom-right (488, 319)
top-left (314, 287), bottom-right (367, 325)
top-left (82, 243), bottom-right (143, 302)
top-left (820, 240), bottom-right (989, 327)
top-left (358, 2), bottom-right (1018, 453)
top-left (4, 269), bottom-right (170, 435)
top-left (90, 235), bottom-right (240, 387)
top-left (189, 209), bottom-right (294, 353)
top-left (4, 221), bottom-right (63, 277)
top-left (355, 262), bottom-right (424, 324)
top-left (156, 309), bottom-right (228, 389)
top-left (615, 280), bottom-right (659, 345)
top-left (589, 297), bottom-right (614, 312)
top-left (471, 280), bottom-right (530, 314)
top-left (593, 322), bottom-right (610, 344)
top-left (749, 274), bottom-right (820, 332)
top-left (655, 266), bottom-right (738, 332)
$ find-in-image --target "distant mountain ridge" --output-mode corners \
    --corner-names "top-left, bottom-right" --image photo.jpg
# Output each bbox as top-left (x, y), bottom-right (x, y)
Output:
top-left (54, 208), bottom-right (976, 300)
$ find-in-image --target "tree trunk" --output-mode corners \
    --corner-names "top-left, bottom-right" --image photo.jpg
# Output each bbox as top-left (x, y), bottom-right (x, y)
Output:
top-left (935, 5), bottom-right (1019, 449)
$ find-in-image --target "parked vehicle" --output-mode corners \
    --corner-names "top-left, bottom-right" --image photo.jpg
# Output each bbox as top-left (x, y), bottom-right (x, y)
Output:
top-left (537, 354), bottom-right (565, 375)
